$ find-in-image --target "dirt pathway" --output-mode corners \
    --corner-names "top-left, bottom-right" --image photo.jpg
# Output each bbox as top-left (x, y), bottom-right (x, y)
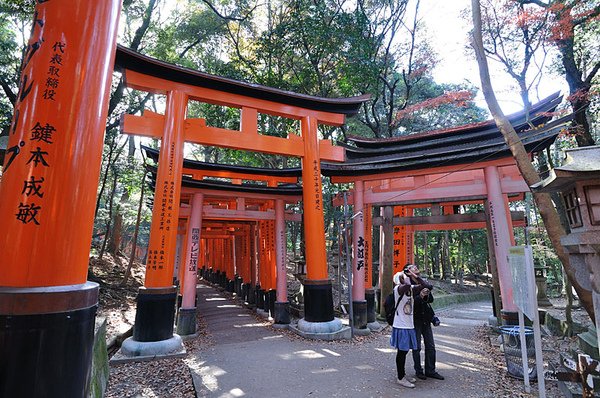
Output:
top-left (188, 284), bottom-right (496, 397)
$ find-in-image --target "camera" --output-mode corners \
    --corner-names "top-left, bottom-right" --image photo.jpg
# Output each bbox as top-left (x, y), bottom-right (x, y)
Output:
top-left (431, 316), bottom-right (441, 327)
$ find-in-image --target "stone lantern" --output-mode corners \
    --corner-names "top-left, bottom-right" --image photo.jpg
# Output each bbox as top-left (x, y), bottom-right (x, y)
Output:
top-left (533, 259), bottom-right (553, 307)
top-left (532, 145), bottom-right (600, 357)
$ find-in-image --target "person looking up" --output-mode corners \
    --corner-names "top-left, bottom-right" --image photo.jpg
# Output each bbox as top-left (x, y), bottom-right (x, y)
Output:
top-left (404, 263), bottom-right (444, 381)
top-left (390, 269), bottom-right (429, 388)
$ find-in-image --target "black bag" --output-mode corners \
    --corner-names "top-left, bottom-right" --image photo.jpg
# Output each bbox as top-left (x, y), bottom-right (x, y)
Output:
top-left (384, 291), bottom-right (402, 326)
top-left (426, 303), bottom-right (440, 326)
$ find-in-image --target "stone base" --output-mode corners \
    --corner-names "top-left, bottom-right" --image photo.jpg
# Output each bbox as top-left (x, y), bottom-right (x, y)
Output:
top-left (115, 335), bottom-right (185, 362)
top-left (256, 308), bottom-right (270, 319)
top-left (367, 321), bottom-right (384, 332)
top-left (353, 327), bottom-right (371, 336)
top-left (488, 315), bottom-right (499, 327)
top-left (289, 318), bottom-right (350, 340)
top-left (176, 307), bottom-right (197, 336)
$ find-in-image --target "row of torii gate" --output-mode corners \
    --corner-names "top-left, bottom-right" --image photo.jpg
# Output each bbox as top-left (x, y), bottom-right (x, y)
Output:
top-left (0, 3), bottom-right (571, 394)
top-left (117, 44), bottom-right (568, 346)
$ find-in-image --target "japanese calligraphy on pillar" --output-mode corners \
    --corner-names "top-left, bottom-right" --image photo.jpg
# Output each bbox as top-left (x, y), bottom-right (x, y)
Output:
top-left (188, 228), bottom-right (200, 272)
top-left (488, 200), bottom-right (499, 248)
top-left (364, 206), bottom-right (372, 285)
top-left (393, 206), bottom-right (407, 273)
top-left (6, 2), bottom-right (66, 228)
top-left (266, 218), bottom-right (275, 289)
top-left (313, 160), bottom-right (321, 211)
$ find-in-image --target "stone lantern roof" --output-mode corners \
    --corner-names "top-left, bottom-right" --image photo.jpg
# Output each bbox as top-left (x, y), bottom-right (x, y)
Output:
top-left (532, 145), bottom-right (600, 193)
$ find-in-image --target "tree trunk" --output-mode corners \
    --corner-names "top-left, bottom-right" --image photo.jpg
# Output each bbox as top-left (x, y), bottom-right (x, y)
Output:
top-left (423, 231), bottom-right (429, 276)
top-left (471, 0), bottom-right (594, 322)
top-left (433, 233), bottom-right (441, 278)
top-left (442, 231), bottom-right (452, 280)
top-left (98, 168), bottom-right (118, 262)
top-left (108, 137), bottom-right (135, 255)
top-left (122, 171), bottom-right (147, 285)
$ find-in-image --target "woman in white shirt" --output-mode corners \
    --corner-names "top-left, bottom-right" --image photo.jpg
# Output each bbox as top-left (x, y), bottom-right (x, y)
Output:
top-left (390, 269), bottom-right (429, 388)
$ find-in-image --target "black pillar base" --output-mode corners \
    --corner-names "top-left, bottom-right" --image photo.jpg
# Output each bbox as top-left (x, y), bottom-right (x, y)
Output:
top-left (365, 289), bottom-right (376, 323)
top-left (303, 279), bottom-right (334, 322)
top-left (274, 301), bottom-right (291, 324)
top-left (260, 289), bottom-right (269, 313)
top-left (268, 289), bottom-right (276, 316)
top-left (226, 279), bottom-right (235, 293)
top-left (352, 300), bottom-right (368, 329)
top-left (234, 276), bottom-right (243, 295)
top-left (0, 282), bottom-right (99, 398)
top-left (133, 286), bottom-right (177, 342)
top-left (256, 286), bottom-right (264, 308)
top-left (176, 307), bottom-right (197, 336)
top-left (241, 283), bottom-right (249, 302)
top-left (501, 310), bottom-right (519, 326)
top-left (247, 283), bottom-right (256, 305)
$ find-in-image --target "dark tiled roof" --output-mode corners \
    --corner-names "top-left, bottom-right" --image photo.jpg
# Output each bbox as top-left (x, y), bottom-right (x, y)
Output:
top-left (143, 146), bottom-right (302, 177)
top-left (115, 45), bottom-right (369, 116)
top-left (321, 93), bottom-right (570, 177)
top-left (146, 166), bottom-right (303, 196)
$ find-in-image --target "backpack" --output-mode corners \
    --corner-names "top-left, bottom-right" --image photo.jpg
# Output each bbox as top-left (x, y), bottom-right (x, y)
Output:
top-left (384, 290), bottom-right (403, 326)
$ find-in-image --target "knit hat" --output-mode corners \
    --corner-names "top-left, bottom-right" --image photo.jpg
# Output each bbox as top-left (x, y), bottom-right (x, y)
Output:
top-left (393, 271), bottom-right (405, 285)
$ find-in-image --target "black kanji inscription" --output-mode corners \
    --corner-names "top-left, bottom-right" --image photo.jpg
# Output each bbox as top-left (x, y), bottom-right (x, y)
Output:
top-left (22, 176), bottom-right (45, 198)
top-left (30, 122), bottom-right (55, 144)
top-left (26, 147), bottom-right (49, 167)
top-left (3, 141), bottom-right (25, 172)
top-left (16, 202), bottom-right (41, 225)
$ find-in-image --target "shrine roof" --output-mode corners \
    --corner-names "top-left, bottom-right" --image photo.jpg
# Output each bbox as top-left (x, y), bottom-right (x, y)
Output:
top-left (115, 45), bottom-right (369, 116)
top-left (322, 93), bottom-right (571, 177)
top-left (345, 92), bottom-right (561, 148)
top-left (146, 165), bottom-right (303, 196)
top-left (142, 146), bottom-right (302, 177)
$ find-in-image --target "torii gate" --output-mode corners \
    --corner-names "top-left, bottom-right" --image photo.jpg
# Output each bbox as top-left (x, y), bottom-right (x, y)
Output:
top-left (142, 151), bottom-right (304, 333)
top-left (324, 93), bottom-right (572, 326)
top-left (116, 46), bottom-right (368, 354)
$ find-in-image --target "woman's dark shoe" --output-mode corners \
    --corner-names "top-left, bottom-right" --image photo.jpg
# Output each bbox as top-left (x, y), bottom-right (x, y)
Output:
top-left (425, 372), bottom-right (445, 380)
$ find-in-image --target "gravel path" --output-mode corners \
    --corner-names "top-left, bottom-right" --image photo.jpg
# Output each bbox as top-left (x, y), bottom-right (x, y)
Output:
top-left (188, 284), bottom-right (496, 397)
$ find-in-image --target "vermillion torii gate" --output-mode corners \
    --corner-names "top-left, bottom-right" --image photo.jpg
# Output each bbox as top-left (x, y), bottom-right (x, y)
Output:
top-left (324, 93), bottom-right (572, 326)
top-left (116, 46), bottom-right (368, 352)
top-left (143, 149), bottom-right (304, 333)
top-left (0, 2), bottom-right (122, 396)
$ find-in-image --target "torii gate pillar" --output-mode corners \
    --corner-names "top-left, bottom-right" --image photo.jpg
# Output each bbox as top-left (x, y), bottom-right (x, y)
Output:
top-left (177, 193), bottom-right (203, 336)
top-left (0, 1), bottom-right (120, 396)
top-left (297, 116), bottom-right (342, 333)
top-left (484, 166), bottom-right (517, 314)
top-left (274, 199), bottom-right (291, 325)
top-left (122, 90), bottom-right (188, 356)
top-left (352, 181), bottom-right (368, 330)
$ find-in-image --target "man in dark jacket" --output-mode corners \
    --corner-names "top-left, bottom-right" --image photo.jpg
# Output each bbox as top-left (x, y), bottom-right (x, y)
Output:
top-left (404, 264), bottom-right (444, 381)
